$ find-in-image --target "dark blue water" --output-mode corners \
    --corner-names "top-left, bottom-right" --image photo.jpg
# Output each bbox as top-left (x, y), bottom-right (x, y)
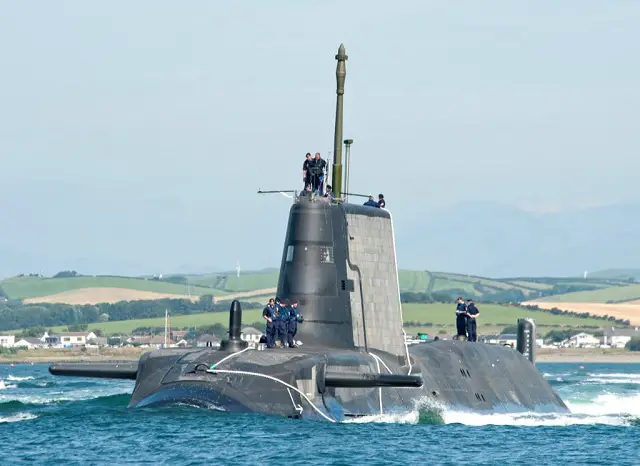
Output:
top-left (1, 362), bottom-right (638, 465)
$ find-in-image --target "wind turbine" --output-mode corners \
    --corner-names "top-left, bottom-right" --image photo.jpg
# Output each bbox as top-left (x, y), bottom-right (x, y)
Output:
top-left (236, 261), bottom-right (241, 278)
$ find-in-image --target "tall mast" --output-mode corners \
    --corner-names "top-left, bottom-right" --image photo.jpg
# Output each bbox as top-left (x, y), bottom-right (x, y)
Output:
top-left (332, 44), bottom-right (348, 198)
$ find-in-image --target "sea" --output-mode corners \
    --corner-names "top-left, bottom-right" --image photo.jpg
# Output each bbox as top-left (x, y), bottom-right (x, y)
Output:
top-left (0, 362), bottom-right (638, 465)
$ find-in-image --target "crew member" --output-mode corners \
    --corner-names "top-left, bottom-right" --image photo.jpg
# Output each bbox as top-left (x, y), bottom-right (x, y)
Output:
top-left (364, 195), bottom-right (379, 207)
top-left (378, 194), bottom-right (386, 208)
top-left (300, 184), bottom-right (313, 197)
top-left (262, 298), bottom-right (276, 348)
top-left (465, 299), bottom-right (480, 342)
top-left (287, 300), bottom-right (303, 348)
top-left (276, 299), bottom-right (290, 348)
top-left (455, 297), bottom-right (468, 340)
top-left (324, 184), bottom-right (335, 201)
top-left (302, 153), bottom-right (313, 190)
top-left (311, 152), bottom-right (326, 195)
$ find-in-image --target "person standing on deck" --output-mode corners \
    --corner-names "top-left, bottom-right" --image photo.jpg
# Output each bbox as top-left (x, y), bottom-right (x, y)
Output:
top-left (455, 297), bottom-right (468, 340)
top-left (262, 298), bottom-right (276, 348)
top-left (465, 299), bottom-right (480, 342)
top-left (275, 299), bottom-right (290, 348)
top-left (287, 300), bottom-right (303, 348)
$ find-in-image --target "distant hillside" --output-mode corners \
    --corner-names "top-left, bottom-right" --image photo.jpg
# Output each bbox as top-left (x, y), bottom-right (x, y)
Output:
top-left (2, 268), bottom-right (637, 305)
top-left (588, 269), bottom-right (640, 281)
top-left (0, 275), bottom-right (225, 301)
top-left (534, 283), bottom-right (640, 304)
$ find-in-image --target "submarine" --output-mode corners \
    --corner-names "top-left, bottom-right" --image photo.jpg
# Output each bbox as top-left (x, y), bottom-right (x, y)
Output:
top-left (49, 44), bottom-right (568, 422)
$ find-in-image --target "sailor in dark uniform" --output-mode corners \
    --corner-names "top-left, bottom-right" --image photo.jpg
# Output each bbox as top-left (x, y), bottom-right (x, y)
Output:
top-left (455, 297), bottom-right (468, 340)
top-left (465, 299), bottom-right (480, 342)
top-left (310, 152), bottom-right (326, 195)
top-left (276, 299), bottom-right (290, 348)
top-left (287, 300), bottom-right (303, 348)
top-left (262, 298), bottom-right (276, 348)
top-left (302, 153), bottom-right (313, 189)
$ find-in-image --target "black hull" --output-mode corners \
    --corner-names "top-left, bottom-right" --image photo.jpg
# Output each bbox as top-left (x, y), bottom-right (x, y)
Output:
top-left (116, 340), bottom-right (566, 421)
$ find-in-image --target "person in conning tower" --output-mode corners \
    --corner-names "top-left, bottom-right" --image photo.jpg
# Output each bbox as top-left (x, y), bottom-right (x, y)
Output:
top-left (262, 298), bottom-right (276, 348)
top-left (465, 298), bottom-right (480, 342)
top-left (377, 194), bottom-right (386, 208)
top-left (310, 152), bottom-right (326, 195)
top-left (302, 153), bottom-right (313, 190)
top-left (455, 297), bottom-right (468, 340)
top-left (287, 300), bottom-right (304, 348)
top-left (363, 195), bottom-right (379, 207)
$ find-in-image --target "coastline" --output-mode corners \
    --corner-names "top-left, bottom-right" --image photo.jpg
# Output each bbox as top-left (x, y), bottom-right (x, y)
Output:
top-left (0, 347), bottom-right (150, 364)
top-left (536, 348), bottom-right (640, 363)
top-left (1, 346), bottom-right (639, 364)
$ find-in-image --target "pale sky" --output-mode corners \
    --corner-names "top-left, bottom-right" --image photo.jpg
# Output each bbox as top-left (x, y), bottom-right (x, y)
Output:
top-left (0, 1), bottom-right (638, 277)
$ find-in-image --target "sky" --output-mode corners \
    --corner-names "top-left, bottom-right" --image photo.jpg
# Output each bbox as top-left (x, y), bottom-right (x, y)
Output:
top-left (0, 1), bottom-right (638, 277)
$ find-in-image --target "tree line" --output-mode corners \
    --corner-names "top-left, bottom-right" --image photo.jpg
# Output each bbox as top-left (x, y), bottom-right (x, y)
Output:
top-left (0, 296), bottom-right (261, 332)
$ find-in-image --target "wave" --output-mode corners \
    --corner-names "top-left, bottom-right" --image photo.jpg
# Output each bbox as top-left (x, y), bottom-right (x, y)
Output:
top-left (343, 391), bottom-right (640, 427)
top-left (0, 412), bottom-right (38, 423)
top-left (566, 393), bottom-right (640, 417)
top-left (586, 373), bottom-right (640, 379)
top-left (585, 377), bottom-right (640, 384)
top-left (7, 375), bottom-right (35, 381)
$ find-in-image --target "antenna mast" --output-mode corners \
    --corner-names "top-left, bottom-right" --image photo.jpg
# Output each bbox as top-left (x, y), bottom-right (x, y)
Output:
top-left (332, 44), bottom-right (348, 198)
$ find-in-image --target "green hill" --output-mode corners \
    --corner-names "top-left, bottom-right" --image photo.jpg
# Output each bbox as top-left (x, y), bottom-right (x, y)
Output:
top-left (0, 275), bottom-right (225, 300)
top-left (534, 284), bottom-right (640, 304)
top-left (2, 269), bottom-right (637, 303)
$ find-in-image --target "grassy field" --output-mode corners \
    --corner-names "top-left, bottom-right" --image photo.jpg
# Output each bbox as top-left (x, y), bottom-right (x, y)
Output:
top-left (506, 280), bottom-right (554, 291)
top-left (534, 284), bottom-right (640, 303)
top-left (185, 269), bottom-right (279, 292)
top-left (16, 302), bottom-right (609, 336)
top-left (4, 269), bottom-right (639, 306)
top-left (1, 276), bottom-right (224, 300)
top-left (401, 303), bottom-right (607, 327)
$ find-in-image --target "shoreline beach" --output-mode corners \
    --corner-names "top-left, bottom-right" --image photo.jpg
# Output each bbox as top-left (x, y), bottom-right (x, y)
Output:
top-left (1, 346), bottom-right (639, 364)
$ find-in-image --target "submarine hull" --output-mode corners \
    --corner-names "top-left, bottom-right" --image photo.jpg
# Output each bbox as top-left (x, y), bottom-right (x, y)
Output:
top-left (93, 340), bottom-right (567, 421)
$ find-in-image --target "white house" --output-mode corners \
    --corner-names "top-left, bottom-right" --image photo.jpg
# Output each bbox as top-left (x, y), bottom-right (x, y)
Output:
top-left (0, 335), bottom-right (16, 348)
top-left (59, 332), bottom-right (97, 346)
top-left (196, 334), bottom-right (220, 348)
top-left (241, 327), bottom-right (263, 344)
top-left (40, 331), bottom-right (61, 345)
top-left (561, 332), bottom-right (600, 348)
top-left (603, 327), bottom-right (640, 348)
top-left (14, 337), bottom-right (44, 349)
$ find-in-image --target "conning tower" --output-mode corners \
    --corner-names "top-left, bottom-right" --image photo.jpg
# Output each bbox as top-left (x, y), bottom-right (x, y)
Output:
top-left (276, 44), bottom-right (407, 364)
